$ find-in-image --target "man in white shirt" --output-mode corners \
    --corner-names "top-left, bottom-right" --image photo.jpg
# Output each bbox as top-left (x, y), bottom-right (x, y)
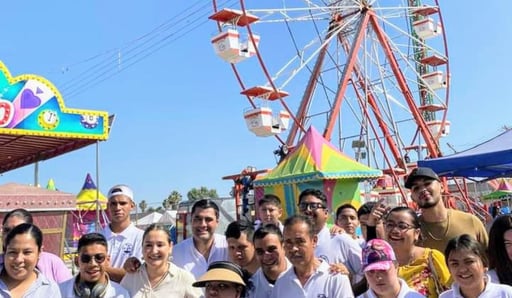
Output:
top-left (101, 184), bottom-right (144, 282)
top-left (254, 194), bottom-right (285, 232)
top-left (298, 188), bottom-right (363, 282)
top-left (271, 215), bottom-right (353, 298)
top-left (172, 199), bottom-right (229, 279)
top-left (248, 224), bottom-right (291, 298)
top-left (59, 233), bottom-right (130, 297)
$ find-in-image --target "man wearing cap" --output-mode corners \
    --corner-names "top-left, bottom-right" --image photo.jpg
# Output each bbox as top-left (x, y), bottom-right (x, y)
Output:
top-left (271, 215), bottom-right (353, 298)
top-left (359, 239), bottom-right (423, 298)
top-left (101, 184), bottom-right (144, 282)
top-left (404, 167), bottom-right (488, 252)
top-left (172, 199), bottom-right (229, 279)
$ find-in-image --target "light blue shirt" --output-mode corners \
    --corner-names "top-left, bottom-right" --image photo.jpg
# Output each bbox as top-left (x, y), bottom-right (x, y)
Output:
top-left (0, 267), bottom-right (61, 298)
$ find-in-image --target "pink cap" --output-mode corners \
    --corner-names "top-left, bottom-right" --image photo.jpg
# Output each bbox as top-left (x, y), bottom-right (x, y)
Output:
top-left (362, 239), bottom-right (396, 272)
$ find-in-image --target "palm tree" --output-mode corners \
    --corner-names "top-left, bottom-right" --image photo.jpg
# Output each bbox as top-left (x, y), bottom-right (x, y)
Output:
top-left (187, 186), bottom-right (218, 202)
top-left (163, 190), bottom-right (182, 209)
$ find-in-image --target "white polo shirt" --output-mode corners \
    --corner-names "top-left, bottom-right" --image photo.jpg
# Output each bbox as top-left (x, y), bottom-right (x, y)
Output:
top-left (172, 233), bottom-right (229, 279)
top-left (59, 276), bottom-right (130, 298)
top-left (358, 279), bottom-right (424, 298)
top-left (439, 280), bottom-right (512, 298)
top-left (329, 233), bottom-right (363, 282)
top-left (101, 223), bottom-right (144, 268)
top-left (247, 260), bottom-right (292, 298)
top-left (270, 259), bottom-right (353, 298)
top-left (315, 226), bottom-right (332, 262)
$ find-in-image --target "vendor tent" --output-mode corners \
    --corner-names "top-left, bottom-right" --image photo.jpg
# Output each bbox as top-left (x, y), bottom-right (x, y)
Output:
top-left (418, 129), bottom-right (512, 179)
top-left (158, 210), bottom-right (177, 226)
top-left (253, 126), bottom-right (382, 218)
top-left (137, 212), bottom-right (162, 227)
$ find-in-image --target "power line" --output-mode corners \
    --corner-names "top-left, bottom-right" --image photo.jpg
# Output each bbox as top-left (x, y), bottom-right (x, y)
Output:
top-left (58, 0), bottom-right (238, 99)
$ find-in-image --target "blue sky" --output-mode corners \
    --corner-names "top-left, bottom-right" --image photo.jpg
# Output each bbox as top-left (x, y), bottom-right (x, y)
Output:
top-left (0, 1), bottom-right (510, 208)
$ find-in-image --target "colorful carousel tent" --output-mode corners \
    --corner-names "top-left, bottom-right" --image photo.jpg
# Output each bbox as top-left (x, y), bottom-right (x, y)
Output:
top-left (70, 173), bottom-right (108, 246)
top-left (253, 126), bottom-right (382, 218)
top-left (483, 179), bottom-right (512, 200)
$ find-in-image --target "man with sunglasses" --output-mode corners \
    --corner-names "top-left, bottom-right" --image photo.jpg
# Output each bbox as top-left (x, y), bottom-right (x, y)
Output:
top-left (101, 184), bottom-right (144, 282)
top-left (59, 233), bottom-right (130, 297)
top-left (298, 188), bottom-right (363, 284)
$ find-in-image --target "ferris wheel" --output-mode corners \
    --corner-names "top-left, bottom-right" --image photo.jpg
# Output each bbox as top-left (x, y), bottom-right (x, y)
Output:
top-left (209, 0), bottom-right (450, 193)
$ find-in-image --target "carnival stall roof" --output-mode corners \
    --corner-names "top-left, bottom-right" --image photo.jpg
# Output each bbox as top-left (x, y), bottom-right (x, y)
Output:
top-left (76, 173), bottom-right (107, 210)
top-left (418, 129), bottom-right (512, 180)
top-left (253, 126), bottom-right (382, 217)
top-left (0, 182), bottom-right (75, 211)
top-left (0, 182), bottom-right (75, 256)
top-left (0, 61), bottom-right (112, 174)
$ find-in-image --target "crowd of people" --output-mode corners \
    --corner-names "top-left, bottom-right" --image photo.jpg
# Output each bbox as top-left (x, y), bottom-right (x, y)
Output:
top-left (1, 167), bottom-right (512, 297)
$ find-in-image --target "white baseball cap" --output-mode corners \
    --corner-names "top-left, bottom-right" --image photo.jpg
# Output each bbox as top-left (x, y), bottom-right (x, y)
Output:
top-left (107, 184), bottom-right (134, 202)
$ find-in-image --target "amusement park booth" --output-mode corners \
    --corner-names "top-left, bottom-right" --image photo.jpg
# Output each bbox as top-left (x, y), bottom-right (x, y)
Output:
top-left (0, 183), bottom-right (76, 256)
top-left (253, 127), bottom-right (382, 219)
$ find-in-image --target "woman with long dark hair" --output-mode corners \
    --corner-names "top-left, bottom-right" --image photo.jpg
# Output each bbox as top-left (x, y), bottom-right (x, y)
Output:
top-left (488, 214), bottom-right (512, 285)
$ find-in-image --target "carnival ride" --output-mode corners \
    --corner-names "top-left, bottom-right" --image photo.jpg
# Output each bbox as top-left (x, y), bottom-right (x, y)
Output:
top-left (210, 1), bottom-right (487, 218)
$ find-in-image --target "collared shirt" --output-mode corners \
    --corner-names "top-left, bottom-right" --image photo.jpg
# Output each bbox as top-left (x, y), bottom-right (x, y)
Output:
top-left (329, 233), bottom-right (364, 283)
top-left (0, 251), bottom-right (72, 283)
top-left (439, 279), bottom-right (512, 298)
top-left (247, 260), bottom-right (292, 298)
top-left (270, 259), bottom-right (353, 298)
top-left (121, 262), bottom-right (202, 298)
top-left (101, 223), bottom-right (144, 268)
top-left (0, 267), bottom-right (61, 298)
top-left (358, 278), bottom-right (424, 298)
top-left (59, 275), bottom-right (130, 298)
top-left (172, 233), bottom-right (228, 279)
top-left (315, 226), bottom-right (332, 262)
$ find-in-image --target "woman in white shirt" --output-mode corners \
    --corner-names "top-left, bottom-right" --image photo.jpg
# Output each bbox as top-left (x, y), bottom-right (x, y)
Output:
top-left (440, 234), bottom-right (512, 298)
top-left (487, 214), bottom-right (512, 285)
top-left (121, 224), bottom-right (202, 297)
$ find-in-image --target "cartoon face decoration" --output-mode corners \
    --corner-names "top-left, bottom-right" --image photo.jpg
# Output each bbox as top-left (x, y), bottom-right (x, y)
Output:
top-left (38, 109), bottom-right (59, 130)
top-left (81, 114), bottom-right (99, 129)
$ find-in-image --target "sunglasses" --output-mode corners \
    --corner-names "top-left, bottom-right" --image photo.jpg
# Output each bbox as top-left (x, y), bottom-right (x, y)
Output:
top-left (298, 202), bottom-right (326, 211)
top-left (80, 253), bottom-right (106, 264)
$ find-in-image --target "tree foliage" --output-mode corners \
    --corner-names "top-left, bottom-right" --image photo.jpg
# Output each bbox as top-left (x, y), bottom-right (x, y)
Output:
top-left (163, 190), bottom-right (183, 209)
top-left (187, 186), bottom-right (218, 202)
top-left (138, 200), bottom-right (148, 213)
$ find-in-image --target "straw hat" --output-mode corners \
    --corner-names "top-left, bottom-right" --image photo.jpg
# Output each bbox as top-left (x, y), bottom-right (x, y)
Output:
top-left (192, 261), bottom-right (246, 287)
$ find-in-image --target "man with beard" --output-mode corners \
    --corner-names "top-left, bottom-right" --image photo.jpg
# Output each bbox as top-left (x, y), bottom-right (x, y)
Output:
top-left (102, 184), bottom-right (144, 282)
top-left (298, 189), bottom-right (363, 282)
top-left (405, 167), bottom-right (488, 252)
top-left (225, 219), bottom-right (260, 276)
top-left (172, 199), bottom-right (229, 279)
top-left (59, 233), bottom-right (130, 297)
top-left (248, 224), bottom-right (291, 298)
top-left (270, 215), bottom-right (353, 298)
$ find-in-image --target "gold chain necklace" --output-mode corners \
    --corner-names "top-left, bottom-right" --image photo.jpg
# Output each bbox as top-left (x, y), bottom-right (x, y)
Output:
top-left (422, 210), bottom-right (450, 241)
